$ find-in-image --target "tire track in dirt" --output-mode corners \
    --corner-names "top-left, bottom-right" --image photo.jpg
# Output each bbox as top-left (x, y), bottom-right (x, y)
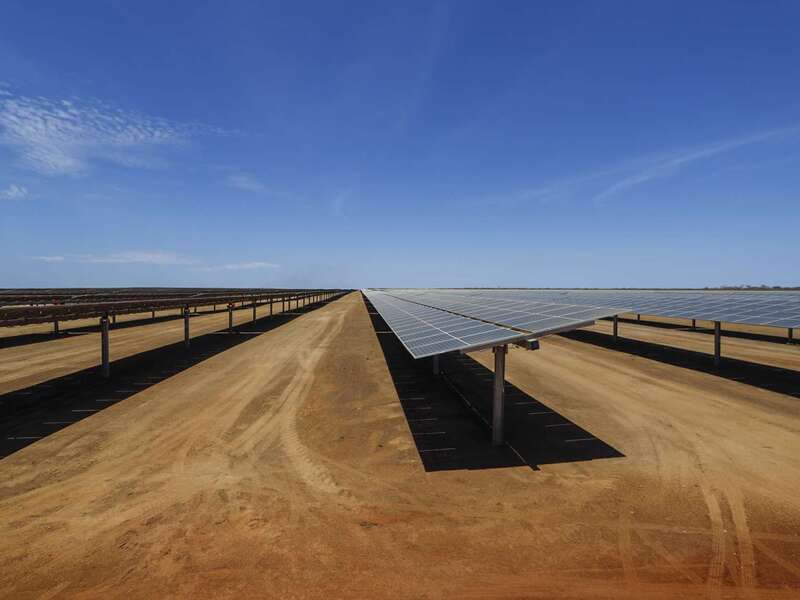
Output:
top-left (754, 539), bottom-right (800, 579)
top-left (697, 471), bottom-right (726, 597)
top-left (275, 311), bottom-right (357, 506)
top-left (636, 530), bottom-right (703, 584)
top-left (619, 509), bottom-right (639, 585)
top-left (691, 434), bottom-right (758, 598)
top-left (724, 477), bottom-right (758, 598)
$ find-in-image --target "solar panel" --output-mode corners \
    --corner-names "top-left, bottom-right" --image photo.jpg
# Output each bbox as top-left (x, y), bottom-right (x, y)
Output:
top-left (364, 289), bottom-right (626, 359)
top-left (385, 289), bottom-right (627, 332)
top-left (445, 289), bottom-right (800, 329)
top-left (364, 290), bottom-right (530, 358)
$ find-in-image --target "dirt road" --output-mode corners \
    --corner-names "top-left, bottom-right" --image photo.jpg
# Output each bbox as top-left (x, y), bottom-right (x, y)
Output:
top-left (0, 292), bottom-right (798, 598)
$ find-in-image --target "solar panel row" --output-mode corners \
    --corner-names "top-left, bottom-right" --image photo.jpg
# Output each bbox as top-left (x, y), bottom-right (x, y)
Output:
top-left (364, 290), bottom-right (529, 358)
top-left (446, 289), bottom-right (800, 328)
top-left (364, 289), bottom-right (624, 358)
top-left (385, 289), bottom-right (627, 333)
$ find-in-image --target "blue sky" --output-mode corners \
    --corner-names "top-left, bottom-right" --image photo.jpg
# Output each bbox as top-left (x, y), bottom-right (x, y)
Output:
top-left (1, 1), bottom-right (799, 288)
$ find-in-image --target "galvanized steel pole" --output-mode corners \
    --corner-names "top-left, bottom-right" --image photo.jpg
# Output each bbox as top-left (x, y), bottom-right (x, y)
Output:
top-left (184, 306), bottom-right (190, 349)
top-left (100, 314), bottom-right (110, 378)
top-left (492, 345), bottom-right (507, 446)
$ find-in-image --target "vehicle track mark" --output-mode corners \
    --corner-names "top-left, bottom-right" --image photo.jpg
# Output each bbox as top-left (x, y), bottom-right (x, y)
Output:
top-left (698, 480), bottom-right (725, 598)
top-left (725, 486), bottom-right (758, 597)
top-left (753, 539), bottom-right (800, 579)
top-left (618, 510), bottom-right (639, 585)
top-left (636, 529), bottom-right (703, 584)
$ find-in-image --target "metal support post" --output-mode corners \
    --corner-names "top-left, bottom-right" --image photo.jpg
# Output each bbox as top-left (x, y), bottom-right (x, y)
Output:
top-left (637, 313), bottom-right (641, 322)
top-left (228, 303), bottom-right (233, 332)
top-left (184, 306), bottom-right (190, 349)
top-left (789, 328), bottom-right (794, 344)
top-left (269, 300), bottom-right (273, 316)
top-left (691, 318), bottom-right (696, 330)
top-left (612, 315), bottom-right (618, 342)
top-left (112, 312), bottom-right (116, 325)
top-left (100, 315), bottom-right (110, 378)
top-left (432, 355), bottom-right (440, 375)
top-left (714, 321), bottom-right (721, 367)
top-left (492, 345), bottom-right (507, 446)
top-left (53, 319), bottom-right (59, 335)
top-left (152, 309), bottom-right (156, 320)
top-left (252, 300), bottom-right (257, 323)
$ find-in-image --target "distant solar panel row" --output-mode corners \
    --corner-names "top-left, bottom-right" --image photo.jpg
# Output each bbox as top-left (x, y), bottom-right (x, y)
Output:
top-left (443, 289), bottom-right (800, 329)
top-left (363, 289), bottom-right (624, 359)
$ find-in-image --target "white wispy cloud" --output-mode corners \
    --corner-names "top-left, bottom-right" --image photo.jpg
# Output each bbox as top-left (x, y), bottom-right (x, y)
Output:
top-left (0, 89), bottom-right (217, 176)
top-left (32, 255), bottom-right (64, 262)
top-left (29, 251), bottom-right (276, 272)
top-left (227, 173), bottom-right (268, 193)
top-left (193, 261), bottom-right (279, 272)
top-left (33, 251), bottom-right (197, 265)
top-left (0, 183), bottom-right (28, 200)
top-left (593, 126), bottom-right (800, 202)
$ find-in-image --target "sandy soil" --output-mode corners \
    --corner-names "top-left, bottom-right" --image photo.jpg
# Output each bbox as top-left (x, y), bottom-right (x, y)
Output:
top-left (0, 303), bottom-right (237, 339)
top-left (590, 319), bottom-right (800, 371)
top-left (0, 300), bottom-right (299, 395)
top-left (0, 293), bottom-right (799, 598)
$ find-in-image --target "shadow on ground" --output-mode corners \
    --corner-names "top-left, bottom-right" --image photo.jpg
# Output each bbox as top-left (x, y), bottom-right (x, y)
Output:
top-left (611, 315), bottom-right (796, 346)
top-left (0, 303), bottom-right (273, 350)
top-left (364, 296), bottom-right (624, 472)
top-left (0, 300), bottom-right (333, 458)
top-left (563, 329), bottom-right (800, 398)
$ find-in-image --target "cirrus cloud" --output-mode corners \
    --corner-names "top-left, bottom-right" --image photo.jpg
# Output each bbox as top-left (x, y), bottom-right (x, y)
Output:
top-left (0, 88), bottom-right (221, 176)
top-left (32, 251), bottom-right (197, 265)
top-left (0, 183), bottom-right (28, 200)
top-left (193, 261), bottom-right (279, 272)
top-left (226, 173), bottom-right (268, 193)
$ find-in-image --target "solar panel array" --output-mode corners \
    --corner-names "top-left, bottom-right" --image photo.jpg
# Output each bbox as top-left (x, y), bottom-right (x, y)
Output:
top-left (387, 289), bottom-right (628, 332)
top-left (365, 291), bottom-right (529, 358)
top-left (433, 289), bottom-right (800, 329)
top-left (363, 289), bottom-right (625, 359)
